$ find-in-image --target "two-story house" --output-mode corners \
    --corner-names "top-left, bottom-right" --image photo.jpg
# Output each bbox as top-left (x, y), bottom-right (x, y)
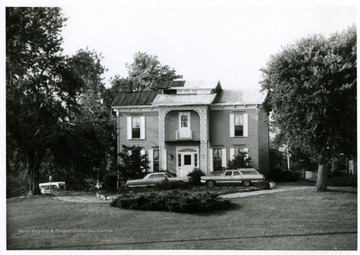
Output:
top-left (111, 80), bottom-right (269, 177)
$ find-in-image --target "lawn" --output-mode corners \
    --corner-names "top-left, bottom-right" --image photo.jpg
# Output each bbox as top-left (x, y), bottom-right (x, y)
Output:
top-left (7, 186), bottom-right (357, 250)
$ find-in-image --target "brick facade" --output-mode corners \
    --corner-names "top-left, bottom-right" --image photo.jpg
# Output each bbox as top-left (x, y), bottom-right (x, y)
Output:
top-left (112, 81), bottom-right (269, 177)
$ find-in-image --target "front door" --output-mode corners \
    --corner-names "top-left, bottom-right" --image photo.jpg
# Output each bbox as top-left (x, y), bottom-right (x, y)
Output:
top-left (176, 147), bottom-right (199, 177)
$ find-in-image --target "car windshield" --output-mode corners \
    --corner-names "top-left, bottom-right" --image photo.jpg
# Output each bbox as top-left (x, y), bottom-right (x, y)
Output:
top-left (240, 170), bottom-right (258, 175)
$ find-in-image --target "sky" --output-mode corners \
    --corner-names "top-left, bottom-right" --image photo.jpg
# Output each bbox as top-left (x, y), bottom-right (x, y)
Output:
top-left (2, 0), bottom-right (358, 91)
top-left (56, 0), bottom-right (357, 90)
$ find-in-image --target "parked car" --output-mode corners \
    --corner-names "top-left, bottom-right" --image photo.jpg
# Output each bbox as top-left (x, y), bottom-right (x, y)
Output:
top-left (125, 172), bottom-right (191, 188)
top-left (200, 168), bottom-right (264, 188)
top-left (39, 181), bottom-right (66, 194)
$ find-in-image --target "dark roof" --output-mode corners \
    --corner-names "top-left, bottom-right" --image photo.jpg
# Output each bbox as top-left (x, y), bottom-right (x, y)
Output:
top-left (157, 80), bottom-right (185, 89)
top-left (112, 90), bottom-right (162, 106)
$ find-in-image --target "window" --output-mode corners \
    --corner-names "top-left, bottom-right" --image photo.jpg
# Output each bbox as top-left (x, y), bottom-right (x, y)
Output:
top-left (184, 155), bottom-right (191, 165)
top-left (127, 116), bottom-right (145, 140)
top-left (225, 171), bottom-right (232, 176)
top-left (153, 150), bottom-right (159, 172)
top-left (230, 113), bottom-right (248, 137)
top-left (178, 154), bottom-right (181, 167)
top-left (181, 115), bottom-right (189, 127)
top-left (132, 116), bottom-right (141, 139)
top-left (234, 114), bottom-right (244, 136)
top-left (233, 171), bottom-right (241, 176)
top-left (240, 170), bottom-right (258, 175)
top-left (213, 148), bottom-right (222, 171)
top-left (194, 154), bottom-right (198, 167)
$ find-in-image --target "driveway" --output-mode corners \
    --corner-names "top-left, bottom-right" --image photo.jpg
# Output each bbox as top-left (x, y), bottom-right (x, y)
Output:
top-left (221, 183), bottom-right (357, 199)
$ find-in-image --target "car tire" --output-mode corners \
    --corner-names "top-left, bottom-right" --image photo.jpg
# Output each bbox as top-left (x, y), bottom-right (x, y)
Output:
top-left (206, 180), bottom-right (215, 188)
top-left (242, 180), bottom-right (251, 187)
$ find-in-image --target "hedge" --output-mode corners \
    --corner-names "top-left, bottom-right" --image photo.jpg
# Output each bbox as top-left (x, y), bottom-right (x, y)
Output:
top-left (110, 190), bottom-right (232, 213)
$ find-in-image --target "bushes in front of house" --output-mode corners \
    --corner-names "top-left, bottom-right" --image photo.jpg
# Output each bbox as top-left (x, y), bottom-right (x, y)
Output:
top-left (110, 190), bottom-right (232, 213)
top-left (187, 168), bottom-right (205, 185)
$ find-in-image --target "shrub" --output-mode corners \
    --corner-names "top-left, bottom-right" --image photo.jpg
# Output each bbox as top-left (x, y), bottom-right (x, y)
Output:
top-left (187, 168), bottom-right (205, 185)
top-left (110, 190), bottom-right (232, 213)
top-left (155, 180), bottom-right (190, 190)
top-left (104, 175), bottom-right (118, 191)
top-left (227, 152), bottom-right (252, 169)
top-left (255, 181), bottom-right (270, 189)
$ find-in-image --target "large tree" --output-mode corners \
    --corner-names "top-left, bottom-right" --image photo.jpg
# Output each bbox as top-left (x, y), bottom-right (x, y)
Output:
top-left (50, 49), bottom-right (116, 190)
top-left (126, 51), bottom-right (183, 91)
top-left (6, 7), bottom-right (84, 195)
top-left (261, 25), bottom-right (356, 191)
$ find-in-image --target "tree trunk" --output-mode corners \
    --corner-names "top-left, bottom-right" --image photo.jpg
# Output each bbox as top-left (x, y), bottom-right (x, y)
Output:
top-left (27, 150), bottom-right (43, 196)
top-left (316, 157), bottom-right (328, 192)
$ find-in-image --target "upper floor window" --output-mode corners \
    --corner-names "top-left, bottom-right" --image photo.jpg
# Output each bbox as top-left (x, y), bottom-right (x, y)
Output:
top-left (234, 114), bottom-right (244, 136)
top-left (181, 114), bottom-right (189, 127)
top-left (230, 113), bottom-right (248, 137)
top-left (132, 116), bottom-right (141, 139)
top-left (127, 116), bottom-right (145, 140)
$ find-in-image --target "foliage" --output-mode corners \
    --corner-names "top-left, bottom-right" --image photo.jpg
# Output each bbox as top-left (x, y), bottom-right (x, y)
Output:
top-left (126, 51), bottom-right (183, 91)
top-left (187, 168), bottom-right (205, 185)
top-left (227, 152), bottom-right (252, 169)
top-left (104, 175), bottom-right (118, 191)
top-left (255, 181), bottom-right (271, 190)
top-left (6, 7), bottom-right (84, 195)
top-left (6, 8), bottom-right (117, 195)
top-left (154, 180), bottom-right (190, 190)
top-left (110, 190), bottom-right (232, 213)
top-left (260, 25), bottom-right (357, 191)
top-left (49, 49), bottom-right (116, 190)
top-left (118, 145), bottom-right (150, 182)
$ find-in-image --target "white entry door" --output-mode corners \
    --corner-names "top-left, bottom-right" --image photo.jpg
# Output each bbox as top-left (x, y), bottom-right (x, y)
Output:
top-left (176, 147), bottom-right (199, 177)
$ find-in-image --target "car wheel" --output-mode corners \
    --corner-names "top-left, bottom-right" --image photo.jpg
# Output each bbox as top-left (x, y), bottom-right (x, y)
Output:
top-left (242, 180), bottom-right (251, 187)
top-left (207, 180), bottom-right (215, 188)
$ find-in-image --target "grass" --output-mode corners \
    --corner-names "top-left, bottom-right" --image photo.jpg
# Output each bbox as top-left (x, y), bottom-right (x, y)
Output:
top-left (7, 186), bottom-right (357, 250)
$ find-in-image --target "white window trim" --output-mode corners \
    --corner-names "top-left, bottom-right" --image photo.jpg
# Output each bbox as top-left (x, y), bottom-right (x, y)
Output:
top-left (221, 148), bottom-right (227, 168)
top-left (230, 113), bottom-right (248, 138)
top-left (209, 148), bottom-right (213, 172)
top-left (148, 149), bottom-right (154, 172)
top-left (127, 115), bottom-right (146, 140)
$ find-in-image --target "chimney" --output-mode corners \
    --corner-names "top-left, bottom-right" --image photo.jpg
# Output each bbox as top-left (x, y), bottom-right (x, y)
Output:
top-left (120, 79), bottom-right (133, 93)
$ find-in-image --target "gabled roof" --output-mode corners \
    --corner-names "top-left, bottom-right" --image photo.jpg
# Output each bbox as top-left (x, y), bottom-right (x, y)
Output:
top-left (112, 90), bottom-right (162, 106)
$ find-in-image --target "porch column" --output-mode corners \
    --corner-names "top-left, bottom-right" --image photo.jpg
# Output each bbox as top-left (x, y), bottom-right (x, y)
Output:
top-left (197, 106), bottom-right (209, 175)
top-left (158, 107), bottom-right (170, 171)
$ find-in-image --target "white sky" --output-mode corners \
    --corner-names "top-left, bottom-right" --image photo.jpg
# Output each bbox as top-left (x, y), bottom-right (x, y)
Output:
top-left (2, 0), bottom-right (358, 91)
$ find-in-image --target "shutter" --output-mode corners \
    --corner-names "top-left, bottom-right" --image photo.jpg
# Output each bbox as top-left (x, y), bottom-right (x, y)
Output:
top-left (140, 116), bottom-right (146, 139)
top-left (209, 149), bottom-right (213, 172)
top-left (163, 149), bottom-right (167, 170)
top-left (230, 148), bottom-right (235, 160)
top-left (140, 149), bottom-right (145, 172)
top-left (243, 113), bottom-right (248, 137)
top-left (221, 148), bottom-right (227, 168)
top-left (229, 114), bottom-right (235, 137)
top-left (127, 116), bottom-right (132, 140)
top-left (148, 149), bottom-right (154, 172)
